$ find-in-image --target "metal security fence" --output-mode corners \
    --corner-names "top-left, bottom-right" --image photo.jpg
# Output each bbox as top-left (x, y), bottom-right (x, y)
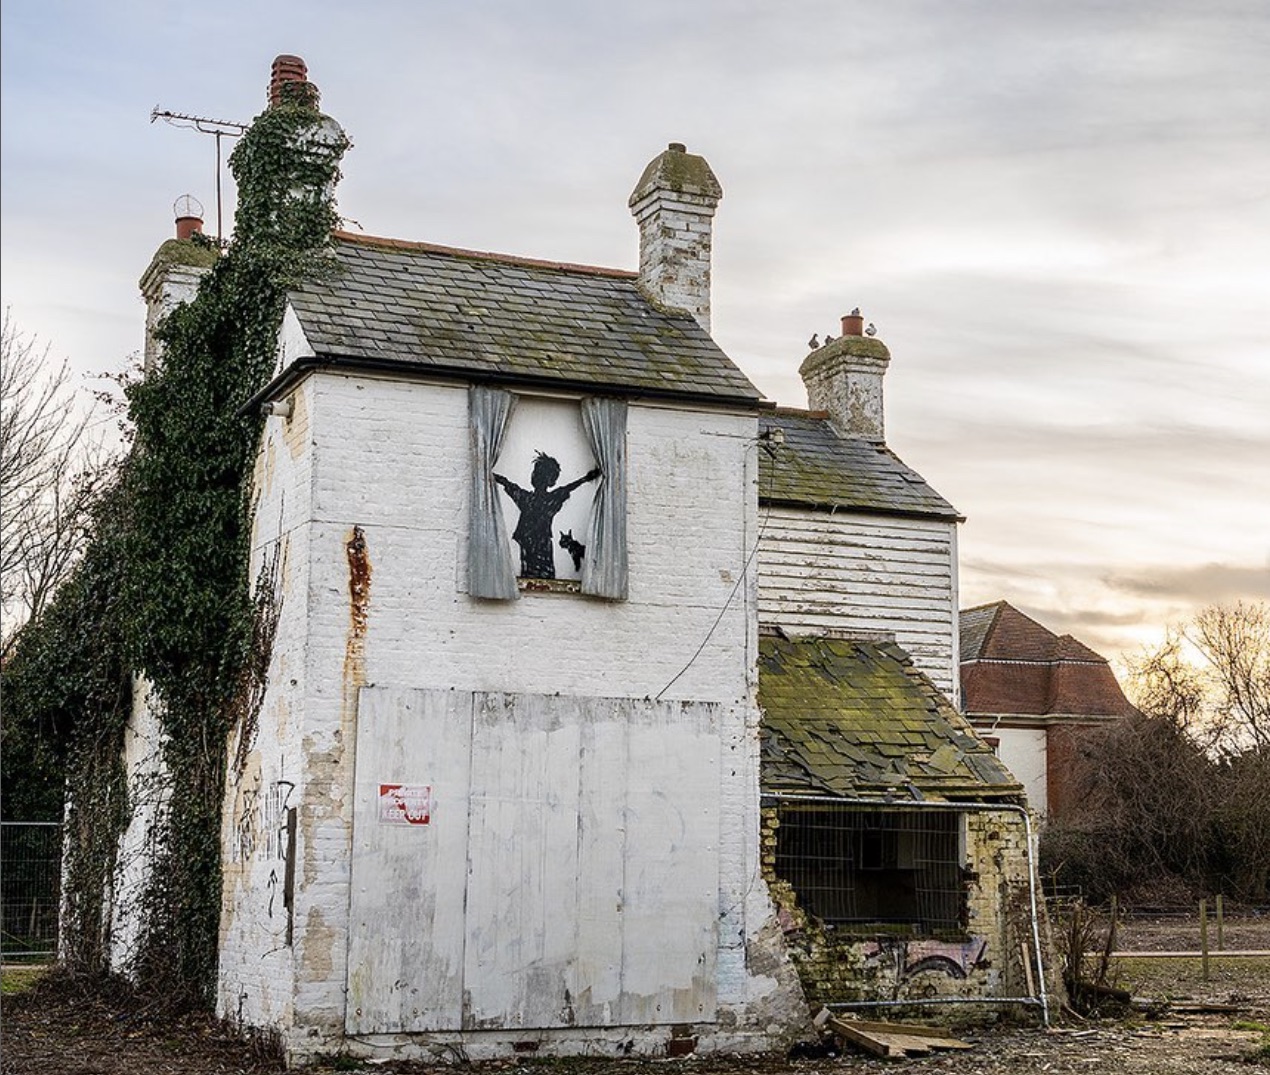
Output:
top-left (773, 804), bottom-right (964, 933)
top-left (1, 821), bottom-right (62, 961)
top-left (766, 794), bottom-right (1050, 1026)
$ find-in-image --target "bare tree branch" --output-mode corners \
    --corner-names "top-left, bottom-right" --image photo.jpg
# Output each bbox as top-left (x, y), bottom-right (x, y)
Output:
top-left (1, 311), bottom-right (114, 654)
top-left (1189, 601), bottom-right (1270, 752)
top-left (1042, 601), bottom-right (1270, 903)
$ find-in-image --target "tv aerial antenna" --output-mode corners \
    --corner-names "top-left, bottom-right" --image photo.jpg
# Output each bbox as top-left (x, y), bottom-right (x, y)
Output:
top-left (150, 108), bottom-right (249, 243)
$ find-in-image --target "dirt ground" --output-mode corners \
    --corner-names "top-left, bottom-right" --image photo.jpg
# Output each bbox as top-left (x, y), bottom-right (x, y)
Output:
top-left (3, 915), bottom-right (1268, 1075)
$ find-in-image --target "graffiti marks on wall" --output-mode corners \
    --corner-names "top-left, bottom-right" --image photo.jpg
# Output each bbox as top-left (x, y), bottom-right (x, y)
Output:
top-left (263, 780), bottom-right (295, 861)
top-left (861, 936), bottom-right (990, 982)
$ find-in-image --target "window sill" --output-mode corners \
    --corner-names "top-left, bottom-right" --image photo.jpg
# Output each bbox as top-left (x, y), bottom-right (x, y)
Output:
top-left (517, 577), bottom-right (582, 595)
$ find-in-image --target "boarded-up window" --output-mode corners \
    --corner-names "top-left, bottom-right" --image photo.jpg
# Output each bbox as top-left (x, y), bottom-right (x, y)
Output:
top-left (346, 687), bottom-right (719, 1033)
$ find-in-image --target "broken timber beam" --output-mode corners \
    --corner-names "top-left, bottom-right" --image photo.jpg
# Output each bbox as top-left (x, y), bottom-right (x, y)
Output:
top-left (826, 1015), bottom-right (972, 1059)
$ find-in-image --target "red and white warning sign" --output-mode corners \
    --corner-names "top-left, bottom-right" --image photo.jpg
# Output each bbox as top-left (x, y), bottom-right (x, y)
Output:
top-left (378, 783), bottom-right (432, 826)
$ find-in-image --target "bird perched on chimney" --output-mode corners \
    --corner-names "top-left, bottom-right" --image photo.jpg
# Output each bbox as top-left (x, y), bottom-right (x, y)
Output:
top-left (807, 334), bottom-right (820, 349)
top-left (865, 323), bottom-right (877, 337)
top-left (824, 333), bottom-right (835, 344)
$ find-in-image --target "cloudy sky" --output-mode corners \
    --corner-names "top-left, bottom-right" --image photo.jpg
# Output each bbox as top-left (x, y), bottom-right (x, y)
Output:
top-left (3, 0), bottom-right (1267, 666)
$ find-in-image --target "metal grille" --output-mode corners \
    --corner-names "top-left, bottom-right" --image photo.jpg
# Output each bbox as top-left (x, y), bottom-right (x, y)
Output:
top-left (1, 821), bottom-right (62, 961)
top-left (774, 804), bottom-right (963, 934)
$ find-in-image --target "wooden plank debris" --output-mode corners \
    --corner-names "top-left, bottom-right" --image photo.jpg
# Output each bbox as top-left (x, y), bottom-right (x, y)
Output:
top-left (1168, 1001), bottom-right (1248, 1014)
top-left (834, 1018), bottom-right (975, 1042)
top-left (826, 1015), bottom-right (973, 1060)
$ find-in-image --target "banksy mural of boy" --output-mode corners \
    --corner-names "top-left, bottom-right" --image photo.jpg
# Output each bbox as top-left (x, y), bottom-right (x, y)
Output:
top-left (494, 452), bottom-right (601, 579)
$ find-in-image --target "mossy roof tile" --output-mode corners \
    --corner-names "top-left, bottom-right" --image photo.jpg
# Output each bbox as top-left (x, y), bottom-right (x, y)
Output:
top-left (758, 634), bottom-right (1021, 801)
top-left (287, 233), bottom-right (763, 405)
top-left (759, 411), bottom-right (958, 519)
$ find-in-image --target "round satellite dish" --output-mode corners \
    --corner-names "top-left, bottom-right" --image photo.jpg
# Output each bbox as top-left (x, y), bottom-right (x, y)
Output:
top-left (173, 194), bottom-right (205, 220)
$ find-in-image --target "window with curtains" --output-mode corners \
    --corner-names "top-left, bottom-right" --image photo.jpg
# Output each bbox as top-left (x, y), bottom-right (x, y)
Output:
top-left (468, 386), bottom-right (628, 601)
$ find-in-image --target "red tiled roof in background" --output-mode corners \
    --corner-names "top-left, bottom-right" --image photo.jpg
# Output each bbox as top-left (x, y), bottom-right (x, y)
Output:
top-left (959, 601), bottom-right (1138, 719)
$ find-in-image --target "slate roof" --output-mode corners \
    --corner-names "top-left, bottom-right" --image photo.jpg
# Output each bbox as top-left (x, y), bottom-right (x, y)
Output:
top-left (759, 634), bottom-right (1021, 801)
top-left (282, 232), bottom-right (763, 404)
top-left (959, 601), bottom-right (1138, 719)
top-left (758, 410), bottom-right (960, 521)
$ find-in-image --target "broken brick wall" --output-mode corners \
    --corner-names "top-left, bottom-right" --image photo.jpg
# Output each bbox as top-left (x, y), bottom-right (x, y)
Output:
top-left (762, 804), bottom-right (1044, 1021)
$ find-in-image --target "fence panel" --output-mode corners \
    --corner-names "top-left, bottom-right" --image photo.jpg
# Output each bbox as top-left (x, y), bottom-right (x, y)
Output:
top-left (1, 821), bottom-right (62, 961)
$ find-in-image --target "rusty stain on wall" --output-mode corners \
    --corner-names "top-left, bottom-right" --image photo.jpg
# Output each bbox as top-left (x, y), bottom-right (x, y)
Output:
top-left (344, 525), bottom-right (371, 689)
top-left (340, 524), bottom-right (372, 779)
top-left (302, 527), bottom-right (373, 907)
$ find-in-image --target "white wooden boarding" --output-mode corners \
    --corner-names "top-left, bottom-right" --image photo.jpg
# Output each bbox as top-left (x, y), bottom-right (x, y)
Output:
top-left (346, 687), bottom-right (720, 1034)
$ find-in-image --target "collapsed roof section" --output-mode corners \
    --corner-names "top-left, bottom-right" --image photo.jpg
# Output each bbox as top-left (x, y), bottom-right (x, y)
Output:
top-left (759, 633), bottom-right (1021, 802)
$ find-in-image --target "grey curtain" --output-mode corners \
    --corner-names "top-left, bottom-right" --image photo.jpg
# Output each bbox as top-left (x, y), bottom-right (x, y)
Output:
top-left (580, 397), bottom-right (628, 600)
top-left (468, 386), bottom-right (518, 599)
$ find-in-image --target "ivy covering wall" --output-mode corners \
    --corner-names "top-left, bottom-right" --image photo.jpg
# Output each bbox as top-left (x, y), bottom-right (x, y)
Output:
top-left (0, 79), bottom-right (348, 1006)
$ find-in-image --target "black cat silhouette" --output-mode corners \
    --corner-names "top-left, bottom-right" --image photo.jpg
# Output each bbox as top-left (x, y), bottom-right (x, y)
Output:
top-left (558, 529), bottom-right (587, 571)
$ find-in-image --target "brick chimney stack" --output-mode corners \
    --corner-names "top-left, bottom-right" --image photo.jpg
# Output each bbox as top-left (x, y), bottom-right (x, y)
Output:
top-left (628, 142), bottom-right (723, 335)
top-left (139, 197), bottom-right (218, 373)
top-left (799, 310), bottom-right (892, 442)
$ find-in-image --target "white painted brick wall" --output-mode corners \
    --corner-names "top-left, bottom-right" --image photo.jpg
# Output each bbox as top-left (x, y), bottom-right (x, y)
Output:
top-left (632, 190), bottom-right (719, 333)
top-left (221, 368), bottom-right (803, 1055)
top-left (139, 261), bottom-right (208, 374)
top-left (108, 677), bottom-right (170, 974)
top-left (217, 375), bottom-right (317, 1030)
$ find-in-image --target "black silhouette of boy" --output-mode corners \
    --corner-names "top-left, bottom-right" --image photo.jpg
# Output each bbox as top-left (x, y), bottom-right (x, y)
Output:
top-left (494, 452), bottom-right (601, 578)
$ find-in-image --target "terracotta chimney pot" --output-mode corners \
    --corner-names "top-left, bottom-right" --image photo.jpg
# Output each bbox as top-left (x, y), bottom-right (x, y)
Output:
top-left (841, 309), bottom-right (865, 336)
top-left (269, 54), bottom-right (314, 107)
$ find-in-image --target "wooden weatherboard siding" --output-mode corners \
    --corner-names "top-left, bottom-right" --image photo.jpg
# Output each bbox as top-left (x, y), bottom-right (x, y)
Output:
top-left (346, 687), bottom-right (721, 1034)
top-left (758, 508), bottom-right (958, 697)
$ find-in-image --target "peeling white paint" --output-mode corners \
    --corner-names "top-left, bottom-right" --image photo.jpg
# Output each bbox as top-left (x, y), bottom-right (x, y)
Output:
top-left (216, 369), bottom-right (803, 1057)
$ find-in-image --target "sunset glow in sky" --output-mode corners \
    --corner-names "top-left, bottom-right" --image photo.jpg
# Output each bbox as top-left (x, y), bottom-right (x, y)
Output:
top-left (3, 0), bottom-right (1267, 666)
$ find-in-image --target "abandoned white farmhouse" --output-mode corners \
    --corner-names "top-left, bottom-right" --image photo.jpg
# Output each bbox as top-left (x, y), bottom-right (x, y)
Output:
top-left (113, 56), bottom-right (1046, 1063)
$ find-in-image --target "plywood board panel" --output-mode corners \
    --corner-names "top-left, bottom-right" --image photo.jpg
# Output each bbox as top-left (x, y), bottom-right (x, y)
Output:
top-left (347, 689), bottom-right (721, 1034)
top-left (618, 699), bottom-right (720, 1024)
top-left (346, 688), bottom-right (474, 1034)
top-left (463, 692), bottom-right (583, 1030)
top-left (571, 700), bottom-right (629, 1025)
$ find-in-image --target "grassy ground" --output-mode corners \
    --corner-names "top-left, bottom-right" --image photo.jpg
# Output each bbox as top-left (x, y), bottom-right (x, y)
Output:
top-left (0, 965), bottom-right (47, 996)
top-left (1113, 953), bottom-right (1270, 1003)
